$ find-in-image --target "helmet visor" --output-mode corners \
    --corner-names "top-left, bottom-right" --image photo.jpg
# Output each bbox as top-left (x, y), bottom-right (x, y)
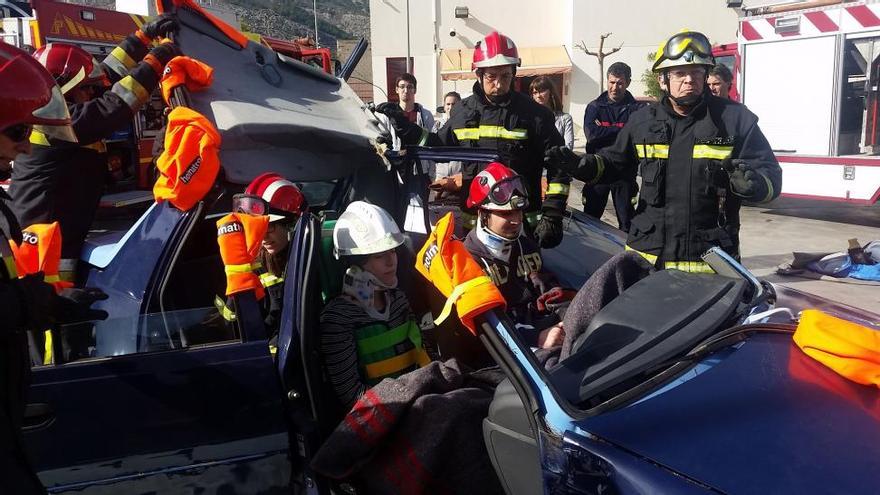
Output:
top-left (488, 176), bottom-right (528, 208)
top-left (663, 32), bottom-right (712, 62)
top-left (31, 85), bottom-right (76, 142)
top-left (232, 193), bottom-right (269, 216)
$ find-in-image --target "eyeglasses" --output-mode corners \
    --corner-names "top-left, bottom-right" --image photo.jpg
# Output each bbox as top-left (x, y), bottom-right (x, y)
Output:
top-left (668, 67), bottom-right (706, 82)
top-left (2, 124), bottom-right (33, 143)
top-left (489, 176), bottom-right (528, 208)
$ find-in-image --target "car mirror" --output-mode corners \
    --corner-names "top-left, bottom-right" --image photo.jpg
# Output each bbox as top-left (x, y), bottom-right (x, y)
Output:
top-left (701, 247), bottom-right (763, 304)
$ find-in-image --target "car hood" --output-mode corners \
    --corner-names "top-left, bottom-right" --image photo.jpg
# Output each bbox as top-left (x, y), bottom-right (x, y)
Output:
top-left (577, 332), bottom-right (880, 493)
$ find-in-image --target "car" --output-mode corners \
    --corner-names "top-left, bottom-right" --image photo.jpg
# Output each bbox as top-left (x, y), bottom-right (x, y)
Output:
top-left (22, 3), bottom-right (880, 494)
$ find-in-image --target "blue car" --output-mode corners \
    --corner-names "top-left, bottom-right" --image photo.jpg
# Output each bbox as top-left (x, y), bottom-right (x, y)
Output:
top-left (23, 4), bottom-right (880, 494)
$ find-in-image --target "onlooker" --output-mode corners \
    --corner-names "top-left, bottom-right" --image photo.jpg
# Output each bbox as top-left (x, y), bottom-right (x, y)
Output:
top-left (432, 91), bottom-right (462, 185)
top-left (432, 91), bottom-right (461, 133)
top-left (708, 64), bottom-right (733, 100)
top-left (581, 61), bottom-right (644, 232)
top-left (530, 76), bottom-right (573, 149)
top-left (394, 73), bottom-right (434, 131)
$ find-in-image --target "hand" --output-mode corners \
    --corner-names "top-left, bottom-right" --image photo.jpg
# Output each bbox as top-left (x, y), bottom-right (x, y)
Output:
top-left (533, 214), bottom-right (564, 249)
top-left (149, 41), bottom-right (181, 67)
top-left (537, 324), bottom-right (565, 349)
top-left (374, 102), bottom-right (407, 131)
top-left (16, 274), bottom-right (56, 330)
top-left (543, 145), bottom-right (580, 173)
top-left (141, 13), bottom-right (179, 40)
top-left (728, 160), bottom-right (770, 201)
top-left (429, 173), bottom-right (462, 192)
top-left (54, 287), bottom-right (110, 325)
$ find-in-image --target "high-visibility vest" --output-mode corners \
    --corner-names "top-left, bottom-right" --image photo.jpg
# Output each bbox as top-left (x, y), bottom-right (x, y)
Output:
top-left (356, 318), bottom-right (430, 384)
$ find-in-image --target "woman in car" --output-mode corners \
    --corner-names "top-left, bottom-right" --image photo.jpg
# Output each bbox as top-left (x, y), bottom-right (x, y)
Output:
top-left (319, 201), bottom-right (431, 409)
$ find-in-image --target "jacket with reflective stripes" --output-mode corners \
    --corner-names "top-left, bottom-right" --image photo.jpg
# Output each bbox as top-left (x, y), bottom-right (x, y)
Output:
top-left (425, 81), bottom-right (570, 214)
top-left (590, 94), bottom-right (781, 265)
top-left (0, 188), bottom-right (29, 332)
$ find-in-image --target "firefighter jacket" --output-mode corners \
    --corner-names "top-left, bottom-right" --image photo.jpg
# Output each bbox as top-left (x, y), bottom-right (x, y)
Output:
top-left (593, 93), bottom-right (782, 271)
top-left (423, 81), bottom-right (570, 221)
top-left (9, 32), bottom-right (162, 265)
top-left (463, 230), bottom-right (560, 346)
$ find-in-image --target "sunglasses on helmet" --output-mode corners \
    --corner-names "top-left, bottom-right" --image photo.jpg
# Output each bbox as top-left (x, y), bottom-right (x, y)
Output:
top-left (662, 32), bottom-right (712, 61)
top-left (2, 124), bottom-right (33, 144)
top-left (232, 193), bottom-right (270, 216)
top-left (489, 176), bottom-right (528, 208)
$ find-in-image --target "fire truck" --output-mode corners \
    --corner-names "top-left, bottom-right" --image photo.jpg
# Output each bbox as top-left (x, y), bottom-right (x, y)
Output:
top-left (736, 0), bottom-right (880, 204)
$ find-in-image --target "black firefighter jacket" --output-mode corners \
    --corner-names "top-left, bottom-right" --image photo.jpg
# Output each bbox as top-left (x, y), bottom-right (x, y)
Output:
top-left (424, 81), bottom-right (569, 219)
top-left (592, 93), bottom-right (781, 268)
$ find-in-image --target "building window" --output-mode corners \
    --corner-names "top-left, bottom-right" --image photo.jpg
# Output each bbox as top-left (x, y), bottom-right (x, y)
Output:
top-left (385, 57), bottom-right (414, 102)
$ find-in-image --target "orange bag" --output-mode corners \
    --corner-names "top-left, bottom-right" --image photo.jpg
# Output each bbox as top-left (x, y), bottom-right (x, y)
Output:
top-left (160, 56), bottom-right (214, 105)
top-left (216, 213), bottom-right (269, 299)
top-left (10, 222), bottom-right (72, 292)
top-left (415, 212), bottom-right (505, 334)
top-left (793, 309), bottom-right (880, 388)
top-left (154, 107), bottom-right (221, 211)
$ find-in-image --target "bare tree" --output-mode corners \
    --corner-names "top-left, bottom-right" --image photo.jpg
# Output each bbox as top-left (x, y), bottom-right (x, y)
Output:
top-left (575, 33), bottom-right (623, 83)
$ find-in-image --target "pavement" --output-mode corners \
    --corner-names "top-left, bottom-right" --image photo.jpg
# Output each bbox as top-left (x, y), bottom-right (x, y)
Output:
top-left (568, 181), bottom-right (880, 314)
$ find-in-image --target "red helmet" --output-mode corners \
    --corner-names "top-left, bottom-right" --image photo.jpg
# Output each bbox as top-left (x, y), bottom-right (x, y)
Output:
top-left (238, 172), bottom-right (306, 222)
top-left (472, 31), bottom-right (521, 70)
top-left (466, 162), bottom-right (528, 211)
top-left (33, 43), bottom-right (109, 95)
top-left (0, 41), bottom-right (76, 142)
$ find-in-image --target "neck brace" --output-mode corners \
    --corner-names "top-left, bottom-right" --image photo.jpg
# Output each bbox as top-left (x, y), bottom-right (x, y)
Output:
top-left (476, 213), bottom-right (521, 261)
top-left (342, 265), bottom-right (397, 321)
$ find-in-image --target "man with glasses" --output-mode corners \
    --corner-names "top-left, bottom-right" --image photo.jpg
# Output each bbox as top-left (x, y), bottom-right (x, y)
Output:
top-left (546, 30), bottom-right (781, 273)
top-left (394, 73), bottom-right (434, 131)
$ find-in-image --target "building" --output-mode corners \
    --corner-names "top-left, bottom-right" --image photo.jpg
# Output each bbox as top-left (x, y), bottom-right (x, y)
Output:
top-left (369, 0), bottom-right (738, 136)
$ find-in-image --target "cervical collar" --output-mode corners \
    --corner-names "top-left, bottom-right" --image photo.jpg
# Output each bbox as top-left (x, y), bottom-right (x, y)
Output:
top-left (342, 265), bottom-right (397, 321)
top-left (476, 213), bottom-right (521, 261)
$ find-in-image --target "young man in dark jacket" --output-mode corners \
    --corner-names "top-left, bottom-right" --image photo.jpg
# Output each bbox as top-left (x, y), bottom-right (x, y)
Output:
top-left (582, 62), bottom-right (644, 231)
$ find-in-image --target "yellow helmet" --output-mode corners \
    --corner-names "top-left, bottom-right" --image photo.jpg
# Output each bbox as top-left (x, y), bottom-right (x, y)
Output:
top-left (652, 30), bottom-right (715, 72)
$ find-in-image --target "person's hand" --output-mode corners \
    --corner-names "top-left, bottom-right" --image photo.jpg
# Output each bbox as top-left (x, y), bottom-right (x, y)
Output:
top-left (149, 41), bottom-right (181, 66)
top-left (16, 274), bottom-right (56, 330)
top-left (728, 159), bottom-right (770, 201)
top-left (374, 102), bottom-right (407, 130)
top-left (141, 13), bottom-right (179, 40)
top-left (543, 145), bottom-right (580, 173)
top-left (538, 324), bottom-right (565, 349)
top-left (534, 214), bottom-right (564, 249)
top-left (54, 287), bottom-right (109, 325)
top-left (429, 173), bottom-right (462, 192)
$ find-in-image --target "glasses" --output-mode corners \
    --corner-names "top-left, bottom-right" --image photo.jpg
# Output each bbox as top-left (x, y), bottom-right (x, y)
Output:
top-left (489, 176), bottom-right (528, 208)
top-left (2, 124), bottom-right (32, 143)
top-left (484, 71), bottom-right (514, 85)
top-left (668, 67), bottom-right (706, 82)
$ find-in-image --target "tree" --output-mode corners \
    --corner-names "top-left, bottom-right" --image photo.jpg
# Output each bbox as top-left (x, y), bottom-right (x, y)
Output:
top-left (640, 52), bottom-right (662, 99)
top-left (575, 33), bottom-right (622, 83)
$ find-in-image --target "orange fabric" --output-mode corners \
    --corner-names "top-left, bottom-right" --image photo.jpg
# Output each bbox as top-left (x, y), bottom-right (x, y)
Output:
top-left (793, 309), bottom-right (880, 388)
top-left (415, 212), bottom-right (505, 334)
top-left (160, 56), bottom-right (214, 105)
top-left (10, 222), bottom-right (72, 293)
top-left (154, 106), bottom-right (221, 211)
top-left (157, 0), bottom-right (248, 49)
top-left (216, 213), bottom-right (269, 298)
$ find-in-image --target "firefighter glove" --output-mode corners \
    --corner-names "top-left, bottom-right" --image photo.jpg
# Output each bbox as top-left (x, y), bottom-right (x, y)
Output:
top-left (150, 41), bottom-right (182, 67)
top-left (54, 287), bottom-right (109, 324)
top-left (374, 102), bottom-right (425, 145)
top-left (544, 146), bottom-right (580, 173)
top-left (15, 273), bottom-right (55, 331)
top-left (141, 13), bottom-right (180, 40)
top-left (534, 214), bottom-right (564, 249)
top-left (535, 287), bottom-right (577, 313)
top-left (728, 160), bottom-right (771, 202)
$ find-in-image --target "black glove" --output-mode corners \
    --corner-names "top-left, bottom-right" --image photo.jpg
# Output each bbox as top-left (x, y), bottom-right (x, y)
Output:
top-left (533, 213), bottom-right (564, 249)
top-left (543, 145), bottom-right (580, 173)
top-left (728, 160), bottom-right (770, 201)
top-left (141, 13), bottom-right (179, 40)
top-left (15, 274), bottom-right (56, 330)
top-left (374, 102), bottom-right (409, 132)
top-left (149, 41), bottom-right (181, 66)
top-left (54, 287), bottom-right (109, 325)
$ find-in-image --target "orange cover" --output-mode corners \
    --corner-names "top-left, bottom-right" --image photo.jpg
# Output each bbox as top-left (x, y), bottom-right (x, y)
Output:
top-left (160, 56), bottom-right (214, 105)
top-left (793, 309), bottom-right (880, 388)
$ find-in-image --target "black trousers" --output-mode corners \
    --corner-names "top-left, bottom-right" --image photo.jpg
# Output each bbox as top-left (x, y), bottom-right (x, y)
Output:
top-left (582, 180), bottom-right (635, 233)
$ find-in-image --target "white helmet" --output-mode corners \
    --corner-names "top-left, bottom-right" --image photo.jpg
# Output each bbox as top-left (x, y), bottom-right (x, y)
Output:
top-left (333, 201), bottom-right (405, 258)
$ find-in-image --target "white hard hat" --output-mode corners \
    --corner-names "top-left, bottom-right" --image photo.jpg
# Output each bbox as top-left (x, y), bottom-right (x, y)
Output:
top-left (333, 201), bottom-right (405, 258)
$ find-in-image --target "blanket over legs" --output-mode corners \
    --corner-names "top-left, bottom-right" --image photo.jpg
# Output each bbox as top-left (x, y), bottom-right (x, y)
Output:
top-left (311, 359), bottom-right (505, 494)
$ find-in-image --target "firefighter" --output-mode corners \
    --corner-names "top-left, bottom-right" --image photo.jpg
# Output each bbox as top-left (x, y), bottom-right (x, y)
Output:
top-left (0, 41), bottom-right (107, 494)
top-left (546, 30), bottom-right (782, 272)
top-left (9, 14), bottom-right (180, 283)
top-left (375, 31), bottom-right (571, 249)
top-left (462, 163), bottom-right (568, 349)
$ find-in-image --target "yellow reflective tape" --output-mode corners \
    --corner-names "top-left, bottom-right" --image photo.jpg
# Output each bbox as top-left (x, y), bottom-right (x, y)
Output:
top-left (31, 130), bottom-right (106, 152)
top-left (625, 245), bottom-right (658, 264)
top-left (545, 183), bottom-right (570, 196)
top-left (364, 348), bottom-right (421, 379)
top-left (2, 255), bottom-right (17, 279)
top-left (461, 212), bottom-right (476, 229)
top-left (433, 275), bottom-right (493, 326)
top-left (214, 295), bottom-right (237, 321)
top-left (692, 144), bottom-right (733, 160)
top-left (664, 261), bottom-right (716, 274)
top-left (417, 128), bottom-right (429, 146)
top-left (112, 75), bottom-right (150, 111)
top-left (224, 261), bottom-right (262, 274)
top-left (636, 144), bottom-right (670, 159)
top-left (453, 125), bottom-right (528, 141)
top-left (43, 274), bottom-right (61, 283)
top-left (110, 45), bottom-right (137, 70)
top-left (259, 272), bottom-right (284, 288)
top-left (43, 330), bottom-right (53, 365)
top-left (759, 174), bottom-right (775, 203)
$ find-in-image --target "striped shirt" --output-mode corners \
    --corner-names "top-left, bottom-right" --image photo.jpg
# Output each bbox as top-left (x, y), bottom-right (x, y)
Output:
top-left (320, 289), bottom-right (416, 409)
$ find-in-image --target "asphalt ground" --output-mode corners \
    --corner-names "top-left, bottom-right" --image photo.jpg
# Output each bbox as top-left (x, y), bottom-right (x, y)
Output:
top-left (568, 180), bottom-right (880, 314)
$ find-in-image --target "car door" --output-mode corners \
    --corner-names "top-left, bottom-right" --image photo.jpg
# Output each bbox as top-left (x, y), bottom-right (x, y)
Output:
top-left (23, 202), bottom-right (293, 494)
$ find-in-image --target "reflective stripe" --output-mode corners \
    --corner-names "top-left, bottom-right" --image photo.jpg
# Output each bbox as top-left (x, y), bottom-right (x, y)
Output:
top-left (30, 130), bottom-right (106, 153)
top-left (525, 211), bottom-right (542, 228)
top-left (626, 245), bottom-right (715, 273)
top-left (214, 295), bottom-right (237, 321)
top-left (363, 348), bottom-right (422, 379)
top-left (43, 274), bottom-right (61, 283)
top-left (433, 275), bottom-right (493, 326)
top-left (104, 46), bottom-right (137, 77)
top-left (259, 272), bottom-right (284, 288)
top-left (112, 75), bottom-right (150, 111)
top-left (453, 125), bottom-right (528, 141)
top-left (461, 212), bottom-right (476, 229)
top-left (357, 321), bottom-right (411, 356)
top-left (584, 154), bottom-right (605, 186)
top-left (43, 330), bottom-right (53, 365)
top-left (224, 261), bottom-right (262, 274)
top-left (417, 128), bottom-right (429, 146)
top-left (692, 144), bottom-right (733, 160)
top-left (636, 144), bottom-right (670, 159)
top-left (626, 245), bottom-right (658, 264)
top-left (759, 174), bottom-right (775, 203)
top-left (545, 182), bottom-right (570, 196)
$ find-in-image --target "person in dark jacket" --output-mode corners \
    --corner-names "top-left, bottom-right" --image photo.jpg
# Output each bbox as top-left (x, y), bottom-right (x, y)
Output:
top-left (375, 31), bottom-right (570, 250)
top-left (546, 31), bottom-right (782, 272)
top-left (9, 15), bottom-right (180, 283)
top-left (582, 62), bottom-right (645, 232)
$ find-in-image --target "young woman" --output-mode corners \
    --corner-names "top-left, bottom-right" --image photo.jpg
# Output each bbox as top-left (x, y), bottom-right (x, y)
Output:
top-left (530, 76), bottom-right (574, 149)
top-left (319, 201), bottom-right (430, 409)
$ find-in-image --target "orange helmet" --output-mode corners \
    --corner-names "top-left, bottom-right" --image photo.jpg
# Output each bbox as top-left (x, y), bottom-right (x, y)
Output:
top-left (472, 32), bottom-right (521, 70)
top-left (33, 43), bottom-right (109, 95)
top-left (0, 41), bottom-right (75, 142)
top-left (237, 173), bottom-right (306, 222)
top-left (466, 162), bottom-right (528, 211)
